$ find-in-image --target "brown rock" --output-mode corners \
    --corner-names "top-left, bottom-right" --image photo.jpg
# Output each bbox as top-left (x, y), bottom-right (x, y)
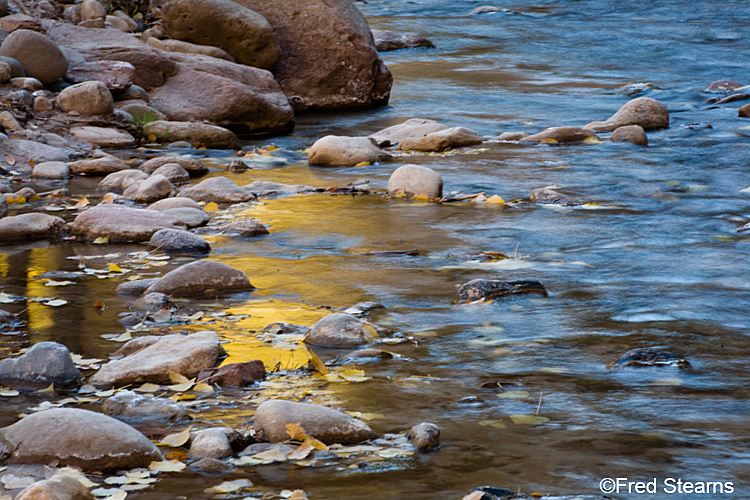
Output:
top-left (142, 120), bottom-right (240, 149)
top-left (372, 30), bottom-right (434, 51)
top-left (162, 207), bottom-right (209, 228)
top-left (197, 360), bottom-right (265, 387)
top-left (15, 476), bottom-right (93, 500)
top-left (0, 29), bottom-right (68, 85)
top-left (0, 213), bottom-right (66, 242)
top-left (189, 427), bottom-right (234, 460)
top-left (308, 136), bottom-right (391, 166)
top-left (520, 126), bottom-right (597, 143)
top-left (148, 37), bottom-right (235, 62)
top-left (583, 97), bottom-right (669, 132)
top-left (71, 204), bottom-right (186, 242)
top-left (127, 174), bottom-right (174, 203)
top-left (397, 126), bottom-right (482, 151)
top-left (151, 163), bottom-right (190, 184)
top-left (102, 392), bottom-right (188, 422)
top-left (80, 0), bottom-right (106, 21)
top-left (118, 103), bottom-right (165, 123)
top-left (370, 118), bottom-right (449, 147)
top-left (147, 196), bottom-right (203, 211)
top-left (58, 81), bottom-right (114, 115)
top-left (496, 131), bottom-right (529, 141)
top-left (145, 260), bottom-right (253, 296)
top-left (71, 127), bottom-right (136, 148)
top-left (31, 161), bottom-right (70, 179)
top-left (0, 56), bottom-right (25, 78)
top-left (69, 155), bottom-right (130, 175)
top-left (106, 15), bottom-right (130, 32)
top-left (179, 177), bottom-right (253, 203)
top-left (1, 138), bottom-right (70, 167)
top-left (192, 219), bottom-right (268, 236)
top-left (610, 125), bottom-right (648, 146)
top-left (387, 164), bottom-right (443, 199)
top-left (406, 422), bottom-right (440, 451)
top-left (0, 14), bottom-right (42, 33)
top-left (529, 188), bottom-right (577, 205)
top-left (141, 156), bottom-right (208, 176)
top-left (703, 79), bottom-right (744, 93)
top-left (739, 103), bottom-right (750, 118)
top-left (304, 313), bottom-right (378, 347)
top-left (97, 169), bottom-right (148, 192)
top-left (12, 76), bottom-right (42, 91)
top-left (78, 18), bottom-right (105, 29)
top-left (66, 60), bottom-right (135, 90)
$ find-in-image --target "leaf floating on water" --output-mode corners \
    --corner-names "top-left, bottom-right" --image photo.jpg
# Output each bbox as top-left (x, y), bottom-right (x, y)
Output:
top-left (303, 436), bottom-right (328, 451)
top-left (479, 419), bottom-right (507, 429)
top-left (376, 448), bottom-right (413, 459)
top-left (541, 138), bottom-right (559, 144)
top-left (0, 388), bottom-right (20, 397)
top-left (497, 390), bottom-right (530, 399)
top-left (44, 299), bottom-right (68, 307)
top-left (0, 293), bottom-right (18, 304)
top-left (164, 451), bottom-right (188, 461)
top-left (54, 467), bottom-right (99, 488)
top-left (159, 427), bottom-right (191, 447)
top-left (94, 299), bottom-right (106, 310)
top-left (354, 161), bottom-right (371, 167)
top-left (149, 460), bottom-right (186, 473)
top-left (287, 444), bottom-right (314, 461)
top-left (92, 487), bottom-right (127, 498)
top-left (44, 280), bottom-right (75, 287)
top-left (286, 422), bottom-right (307, 441)
top-left (339, 369), bottom-right (371, 383)
top-left (101, 193), bottom-right (115, 204)
top-left (111, 332), bottom-right (132, 343)
top-left (307, 349), bottom-right (329, 375)
top-left (583, 136), bottom-right (603, 144)
top-left (204, 479), bottom-right (252, 494)
top-left (193, 382), bottom-right (213, 393)
top-left (509, 414), bottom-right (550, 425)
top-left (93, 236), bottom-right (110, 245)
top-left (251, 448), bottom-right (288, 463)
top-left (108, 264), bottom-right (123, 273)
top-left (486, 194), bottom-right (505, 205)
top-left (135, 383), bottom-right (161, 393)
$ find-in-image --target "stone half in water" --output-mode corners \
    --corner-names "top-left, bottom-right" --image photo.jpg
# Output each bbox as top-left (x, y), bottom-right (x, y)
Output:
top-left (609, 347), bottom-right (691, 369)
top-left (457, 279), bottom-right (548, 303)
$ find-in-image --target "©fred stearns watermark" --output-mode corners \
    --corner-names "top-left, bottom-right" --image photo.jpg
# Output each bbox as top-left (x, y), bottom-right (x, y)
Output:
top-left (598, 478), bottom-right (734, 495)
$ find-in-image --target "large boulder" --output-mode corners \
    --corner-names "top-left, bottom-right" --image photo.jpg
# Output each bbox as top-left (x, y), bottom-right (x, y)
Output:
top-left (0, 342), bottom-right (82, 390)
top-left (179, 177), bottom-right (254, 204)
top-left (370, 118), bottom-right (448, 147)
top-left (102, 391), bottom-right (189, 422)
top-left (387, 164), bottom-right (443, 199)
top-left (66, 60), bottom-right (135, 90)
top-left (157, 0), bottom-right (279, 69)
top-left (520, 126), bottom-right (597, 143)
top-left (0, 29), bottom-right (67, 85)
top-left (141, 156), bottom-right (208, 176)
top-left (397, 126), bottom-right (482, 151)
top-left (97, 169), bottom-right (148, 193)
top-left (234, 0), bottom-right (391, 111)
top-left (57, 81), bottom-right (114, 115)
top-left (145, 260), bottom-right (253, 297)
top-left (142, 120), bottom-right (240, 149)
top-left (0, 408), bottom-right (162, 471)
top-left (308, 135), bottom-right (391, 166)
top-left (71, 204), bottom-right (186, 242)
top-left (147, 53), bottom-right (294, 134)
top-left (149, 228), bottom-right (210, 254)
top-left (304, 313), bottom-right (378, 347)
top-left (583, 97), bottom-right (669, 132)
top-left (0, 213), bottom-right (67, 242)
top-left (89, 331), bottom-right (224, 387)
top-left (254, 400), bottom-right (379, 445)
top-left (15, 476), bottom-right (93, 500)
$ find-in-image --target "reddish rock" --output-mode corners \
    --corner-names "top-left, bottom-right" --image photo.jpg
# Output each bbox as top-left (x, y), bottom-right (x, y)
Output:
top-left (197, 360), bottom-right (266, 387)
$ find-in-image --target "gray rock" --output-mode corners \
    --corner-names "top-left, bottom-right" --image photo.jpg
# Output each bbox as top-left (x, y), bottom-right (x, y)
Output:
top-left (189, 427), bottom-right (234, 459)
top-left (0, 56), bottom-right (24, 77)
top-left (370, 118), bottom-right (449, 147)
top-left (147, 196), bottom-right (203, 211)
top-left (496, 131), bottom-right (529, 141)
top-left (128, 174), bottom-right (174, 203)
top-left (406, 422), bottom-right (440, 451)
top-left (529, 188), bottom-right (577, 205)
top-left (179, 177), bottom-right (253, 204)
top-left (142, 120), bottom-right (241, 150)
top-left (304, 313), bottom-right (378, 347)
top-left (239, 442), bottom-right (294, 456)
top-left (387, 164), bottom-right (443, 199)
top-left (308, 135), bottom-right (391, 167)
top-left (243, 180), bottom-right (316, 197)
top-left (145, 260), bottom-right (253, 297)
top-left (70, 126), bottom-right (136, 148)
top-left (584, 97), bottom-right (669, 132)
top-left (1, 138), bottom-right (70, 166)
top-left (149, 228), bottom-right (210, 254)
top-left (0, 61), bottom-right (9, 83)
top-left (69, 155), bottom-right (131, 175)
top-left (131, 292), bottom-right (173, 311)
top-left (0, 408), bottom-right (162, 471)
top-left (66, 60), bottom-right (135, 91)
top-left (610, 347), bottom-right (690, 369)
top-left (397, 126), bottom-right (482, 151)
top-left (0, 213), bottom-right (67, 242)
top-left (457, 279), bottom-right (547, 302)
top-left (141, 156), bottom-right (208, 176)
top-left (14, 475), bottom-right (93, 500)
top-left (372, 30), bottom-right (434, 51)
top-left (190, 457), bottom-right (236, 475)
top-left (80, 0), bottom-right (106, 21)
top-left (147, 36), bottom-right (235, 62)
top-left (0, 196), bottom-right (6, 219)
top-left (254, 400), bottom-right (379, 445)
top-left (0, 29), bottom-right (68, 85)
top-left (97, 169), bottom-right (148, 193)
top-left (0, 110), bottom-right (20, 131)
top-left (611, 125), bottom-right (648, 146)
top-left (150, 163), bottom-right (190, 184)
top-left (0, 341), bottom-right (82, 390)
top-left (71, 204), bottom-right (186, 242)
top-left (520, 126), bottom-right (598, 143)
top-left (191, 219), bottom-right (268, 237)
top-left (115, 278), bottom-right (157, 295)
top-left (163, 207), bottom-right (210, 228)
top-left (57, 81), bottom-right (114, 115)
top-left (31, 161), bottom-right (70, 179)
top-left (102, 391), bottom-right (188, 422)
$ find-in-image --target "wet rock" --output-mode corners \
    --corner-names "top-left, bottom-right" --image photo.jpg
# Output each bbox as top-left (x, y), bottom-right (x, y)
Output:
top-left (0, 29), bottom-right (68, 85)
top-left (387, 164), bottom-right (443, 199)
top-left (372, 30), bottom-right (434, 51)
top-left (145, 260), bottom-right (253, 297)
top-left (370, 118), bottom-right (449, 147)
top-left (158, 0), bottom-right (279, 69)
top-left (1, 138), bottom-right (70, 166)
top-left (90, 330), bottom-right (224, 387)
top-left (703, 79), bottom-right (744, 93)
top-left (406, 422), bottom-right (440, 451)
top-left (583, 97), bottom-right (669, 132)
top-left (141, 156), bottom-right (208, 176)
top-left (611, 124), bottom-right (648, 146)
top-left (149, 228), bottom-right (210, 254)
top-left (128, 174), bottom-right (174, 203)
top-left (162, 207), bottom-right (210, 228)
top-left (254, 400), bottom-right (379, 445)
top-left (0, 408), bottom-right (162, 471)
top-left (57, 81), bottom-right (114, 116)
top-left (738, 103), bottom-right (750, 118)
top-left (239, 442), bottom-right (294, 457)
top-left (610, 347), bottom-right (690, 369)
top-left (0, 341), bottom-right (82, 390)
top-left (308, 135), bottom-right (391, 166)
top-left (116, 278), bottom-right (157, 295)
top-left (191, 219), bottom-right (268, 237)
top-left (71, 204), bottom-right (186, 242)
top-left (31, 161), bottom-right (70, 179)
top-left (118, 102), bottom-right (165, 122)
top-left (97, 169), bottom-right (148, 193)
top-left (131, 292), bottom-right (173, 311)
top-left (520, 126), bottom-right (597, 143)
top-left (344, 349), bottom-right (394, 361)
top-left (102, 391), bottom-right (188, 422)
top-left (69, 155), bottom-right (131, 175)
top-left (197, 360), bottom-right (266, 387)
top-left (142, 120), bottom-right (241, 149)
top-left (14, 475), bottom-right (93, 500)
top-left (151, 163), bottom-right (190, 184)
top-left (529, 188), bottom-right (577, 205)
top-left (397, 126), bottom-right (482, 151)
top-left (78, 18), bottom-right (105, 29)
top-left (147, 196), bottom-right (203, 211)
top-left (106, 15), bottom-right (131, 32)
top-left (0, 60), bottom-right (9, 83)
top-left (189, 427), bottom-right (234, 459)
top-left (457, 279), bottom-right (548, 302)
top-left (496, 131), bottom-right (529, 141)
top-left (190, 457), bottom-right (236, 475)
top-left (0, 56), bottom-right (24, 77)
top-left (179, 177), bottom-right (254, 204)
top-left (13, 77), bottom-right (43, 91)
top-left (304, 313), bottom-right (378, 347)
top-left (0, 213), bottom-right (67, 242)
top-left (243, 181), bottom-right (316, 197)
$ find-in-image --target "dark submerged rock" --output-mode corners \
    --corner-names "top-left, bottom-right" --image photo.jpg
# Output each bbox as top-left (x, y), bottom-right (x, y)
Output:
top-left (102, 391), bottom-right (189, 422)
top-left (149, 228), bottom-right (211, 254)
top-left (0, 341), bottom-right (82, 390)
top-left (457, 279), bottom-right (548, 302)
top-left (610, 347), bottom-right (690, 369)
top-left (406, 422), bottom-right (440, 451)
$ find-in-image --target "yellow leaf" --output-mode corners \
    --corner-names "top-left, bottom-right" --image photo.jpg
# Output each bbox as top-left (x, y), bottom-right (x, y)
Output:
top-left (158, 427), bottom-right (192, 447)
top-left (307, 349), bottom-right (329, 375)
top-left (112, 332), bottom-right (132, 342)
top-left (29, 195), bottom-right (41, 202)
top-left (134, 382), bottom-right (160, 393)
top-left (74, 197), bottom-right (90, 208)
top-left (541, 138), bottom-right (559, 144)
top-left (286, 422), bottom-right (307, 441)
top-left (0, 388), bottom-right (20, 396)
top-left (28, 158), bottom-right (36, 167)
top-left (486, 194), bottom-right (505, 205)
top-left (193, 382), bottom-right (213, 393)
top-left (251, 448), bottom-right (287, 463)
top-left (412, 194), bottom-right (430, 201)
top-left (93, 236), bottom-right (110, 245)
top-left (102, 193), bottom-right (115, 204)
top-left (339, 369), bottom-right (371, 383)
top-left (497, 391), bottom-right (530, 399)
top-left (11, 196), bottom-right (26, 204)
top-left (166, 381), bottom-right (194, 392)
top-left (149, 460), bottom-right (186, 472)
top-left (479, 419), bottom-right (507, 429)
top-left (584, 136), bottom-right (602, 144)
top-left (354, 161), bottom-right (371, 167)
top-left (266, 145), bottom-right (278, 151)
top-left (302, 436), bottom-right (328, 451)
top-left (204, 202), bottom-right (219, 212)
top-left (6, 155), bottom-right (15, 166)
top-left (169, 371), bottom-right (190, 384)
top-left (109, 264), bottom-right (123, 273)
top-left (94, 299), bottom-right (106, 309)
top-left (361, 322), bottom-right (379, 343)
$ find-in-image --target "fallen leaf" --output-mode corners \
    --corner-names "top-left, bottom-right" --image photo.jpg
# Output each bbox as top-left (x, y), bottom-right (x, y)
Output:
top-left (93, 236), bottom-right (110, 245)
top-left (101, 193), bottom-right (115, 204)
top-left (479, 419), bottom-right (507, 429)
top-left (376, 448), bottom-right (413, 458)
top-left (286, 444), bottom-right (313, 461)
top-left (135, 383), bottom-right (161, 393)
top-left (251, 448), bottom-right (288, 463)
top-left (204, 479), bottom-right (252, 494)
top-left (0, 389), bottom-right (20, 397)
top-left (541, 138), bottom-right (559, 144)
top-left (354, 161), bottom-right (371, 167)
top-left (307, 349), bottom-right (329, 375)
top-left (486, 194), bottom-right (505, 205)
top-left (29, 195), bottom-right (40, 202)
top-left (169, 371), bottom-right (190, 384)
top-left (166, 381), bottom-right (194, 392)
top-left (149, 460), bottom-right (186, 473)
top-left (54, 467), bottom-right (98, 488)
top-left (497, 391), bottom-right (530, 399)
top-left (108, 264), bottom-right (123, 273)
top-left (74, 197), bottom-right (90, 208)
top-left (111, 332), bottom-right (132, 343)
top-left (193, 382), bottom-right (213, 393)
top-left (509, 414), bottom-right (550, 425)
top-left (339, 369), bottom-right (371, 383)
top-left (5, 155), bottom-right (15, 166)
top-left (44, 299), bottom-right (68, 307)
top-left (204, 202), bottom-right (219, 212)
top-left (302, 436), bottom-right (328, 451)
top-left (91, 487), bottom-right (126, 498)
top-left (37, 384), bottom-right (55, 393)
top-left (94, 299), bottom-right (106, 309)
top-left (165, 451), bottom-right (188, 461)
top-left (286, 422), bottom-right (307, 441)
top-left (462, 492), bottom-right (485, 500)
top-left (159, 427), bottom-right (191, 447)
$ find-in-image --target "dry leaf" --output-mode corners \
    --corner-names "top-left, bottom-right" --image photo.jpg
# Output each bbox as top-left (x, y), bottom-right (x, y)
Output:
top-left (204, 479), bottom-right (252, 494)
top-left (5, 155), bottom-right (15, 166)
top-left (339, 369), bottom-right (371, 383)
top-left (159, 427), bottom-right (191, 447)
top-left (204, 202), bottom-right (219, 212)
top-left (44, 280), bottom-right (75, 287)
top-left (93, 236), bottom-right (110, 245)
top-left (74, 197), bottom-right (90, 208)
top-left (166, 381), bottom-right (194, 392)
top-left (486, 194), bottom-right (505, 205)
top-left (165, 451), bottom-right (189, 461)
top-left (44, 299), bottom-right (68, 307)
top-left (302, 436), bottom-right (328, 451)
top-left (509, 414), bottom-right (549, 425)
top-left (169, 371), bottom-right (190, 384)
top-left (307, 349), bottom-right (329, 375)
top-left (462, 492), bottom-right (485, 500)
top-left (193, 382), bottom-right (213, 393)
top-left (0, 389), bottom-right (20, 397)
top-left (149, 460), bottom-right (186, 473)
top-left (101, 193), bottom-right (115, 204)
top-left (286, 422), bottom-right (307, 441)
top-left (251, 448), bottom-right (287, 463)
top-left (108, 264), bottom-right (123, 273)
top-left (286, 444), bottom-right (313, 461)
top-left (94, 299), bottom-right (106, 309)
top-left (134, 382), bottom-right (160, 393)
top-left (541, 138), bottom-right (559, 144)
top-left (112, 332), bottom-right (132, 342)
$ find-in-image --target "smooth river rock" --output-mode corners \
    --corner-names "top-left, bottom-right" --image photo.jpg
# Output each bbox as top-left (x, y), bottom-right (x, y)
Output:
top-left (397, 126), bottom-right (482, 151)
top-left (69, 155), bottom-right (130, 176)
top-left (149, 228), bottom-right (210, 254)
top-left (372, 30), bottom-right (435, 51)
top-left (189, 427), bottom-right (234, 460)
top-left (304, 313), bottom-right (378, 347)
top-left (197, 360), bottom-right (266, 387)
top-left (141, 156), bottom-right (208, 176)
top-left (610, 124), bottom-right (648, 146)
top-left (151, 163), bottom-right (190, 184)
top-left (610, 347), bottom-right (690, 369)
top-left (14, 476), bottom-right (93, 500)
top-left (162, 207), bottom-right (210, 228)
top-left (0, 213), bottom-right (67, 242)
top-left (308, 135), bottom-right (391, 166)
top-left (145, 260), bottom-right (253, 297)
top-left (57, 81), bottom-right (114, 116)
top-left (179, 177), bottom-right (254, 204)
top-left (147, 196), bottom-right (203, 211)
top-left (0, 29), bottom-right (68, 85)
top-left (407, 422), bottom-right (440, 452)
top-left (102, 391), bottom-right (189, 423)
top-left (387, 164), bottom-right (443, 199)
top-left (31, 161), bottom-right (70, 179)
top-left (584, 96), bottom-right (669, 132)
top-left (97, 169), bottom-right (148, 193)
top-left (142, 120), bottom-right (241, 149)
top-left (71, 204), bottom-right (186, 242)
top-left (0, 341), bottom-right (82, 390)
top-left (520, 126), bottom-right (598, 143)
top-left (370, 118), bottom-right (449, 147)
top-left (126, 173), bottom-right (174, 203)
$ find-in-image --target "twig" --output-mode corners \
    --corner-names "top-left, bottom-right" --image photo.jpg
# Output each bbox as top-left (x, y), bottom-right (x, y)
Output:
top-left (535, 391), bottom-right (543, 415)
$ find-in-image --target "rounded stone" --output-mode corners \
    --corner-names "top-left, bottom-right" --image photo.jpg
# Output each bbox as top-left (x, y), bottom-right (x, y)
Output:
top-left (162, 207), bottom-right (210, 229)
top-left (145, 260), bottom-right (252, 297)
top-left (149, 228), bottom-right (211, 254)
top-left (520, 126), bottom-right (598, 143)
top-left (179, 177), bottom-right (253, 204)
top-left (189, 428), bottom-right (234, 460)
top-left (141, 156), bottom-right (208, 176)
top-left (97, 169), bottom-right (148, 193)
top-left (151, 163), bottom-right (190, 184)
top-left (308, 135), bottom-right (390, 167)
top-left (611, 125), bottom-right (648, 146)
top-left (102, 392), bottom-right (188, 423)
top-left (0, 30), bottom-right (68, 85)
top-left (584, 96), bottom-right (669, 132)
top-left (131, 292), bottom-right (173, 311)
top-left (0, 341), bottom-right (82, 390)
top-left (304, 313), bottom-right (378, 347)
top-left (0, 61), bottom-right (10, 82)
top-left (71, 204), bottom-right (186, 242)
top-left (31, 161), bottom-right (70, 179)
top-left (147, 197), bottom-right (203, 211)
top-left (57, 81), bottom-right (114, 115)
top-left (130, 174), bottom-right (174, 203)
top-left (0, 56), bottom-right (25, 78)
top-left (80, 0), bottom-right (106, 21)
top-left (15, 476), bottom-right (92, 500)
top-left (387, 164), bottom-right (443, 199)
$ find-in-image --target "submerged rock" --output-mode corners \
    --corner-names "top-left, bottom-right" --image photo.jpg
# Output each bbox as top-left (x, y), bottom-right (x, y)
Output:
top-left (145, 260), bottom-right (253, 297)
top-left (0, 213), bottom-right (67, 242)
top-left (149, 228), bottom-right (210, 254)
top-left (0, 342), bottom-right (82, 390)
top-left (243, 180), bottom-right (316, 197)
top-left (611, 124), bottom-right (648, 146)
top-left (610, 347), bottom-right (690, 368)
top-left (190, 457), bottom-right (236, 475)
top-left (102, 391), bottom-right (189, 422)
top-left (407, 422), bottom-right (440, 452)
top-left (197, 360), bottom-right (266, 387)
top-left (387, 164), bottom-right (443, 199)
top-left (520, 126), bottom-right (597, 143)
top-left (457, 279), bottom-right (548, 302)
top-left (372, 30), bottom-right (434, 51)
top-left (370, 118), bottom-right (449, 147)
top-left (738, 102), bottom-right (750, 118)
top-left (496, 131), bottom-right (529, 141)
top-left (71, 204), bottom-right (186, 242)
top-left (305, 313), bottom-right (379, 347)
top-left (584, 97), bottom-right (669, 132)
top-left (308, 135), bottom-right (391, 166)
top-left (397, 126), bottom-right (482, 151)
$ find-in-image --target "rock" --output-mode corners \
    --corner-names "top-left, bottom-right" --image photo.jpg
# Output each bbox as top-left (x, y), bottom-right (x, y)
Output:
top-left (106, 15), bottom-right (131, 32)
top-left (78, 18), bottom-right (105, 29)
top-left (0, 29), bottom-right (67, 85)
top-left (610, 125), bottom-right (648, 146)
top-left (112, 10), bottom-right (138, 31)
top-left (71, 204), bottom-right (186, 242)
top-left (71, 127), bottom-right (136, 148)
top-left (162, 207), bottom-right (209, 228)
top-left (345, 348), bottom-right (393, 361)
top-left (0, 213), bottom-right (67, 242)
top-left (464, 486), bottom-right (520, 500)
top-left (97, 169), bottom-right (148, 192)
top-left (102, 391), bottom-right (188, 422)
top-left (0, 60), bottom-right (9, 82)
top-left (89, 331), bottom-right (224, 387)
top-left (372, 30), bottom-right (434, 51)
top-left (131, 292), bottom-right (172, 311)
top-left (520, 126), bottom-right (597, 143)
top-left (370, 118), bottom-right (449, 147)
top-left (31, 161), bottom-right (70, 179)
top-left (254, 400), bottom-right (379, 445)
top-left (0, 14), bottom-right (42, 33)
top-left (69, 155), bottom-right (131, 175)
top-left (34, 96), bottom-right (54, 111)
top-left (116, 278), bottom-right (157, 295)
top-left (141, 156), bottom-right (208, 176)
top-left (118, 103), bottom-right (165, 123)
top-left (529, 187), bottom-right (577, 205)
top-left (147, 37), bottom-right (234, 62)
top-left (14, 476), bottom-right (93, 500)
top-left (128, 174), bottom-right (174, 203)
top-left (457, 279), bottom-right (548, 302)
top-left (304, 313), bottom-right (378, 347)
top-left (387, 164), bottom-right (443, 199)
top-left (239, 442), bottom-right (294, 457)
top-left (189, 428), bottom-right (234, 459)
top-left (197, 360), bottom-right (265, 387)
top-left (147, 196), bottom-right (203, 211)
top-left (149, 228), bottom-right (210, 254)
top-left (12, 78), bottom-right (42, 92)
top-left (496, 131), bottom-right (529, 141)
top-left (243, 180), bottom-right (316, 197)
top-left (147, 53), bottom-right (294, 134)
top-left (80, 0), bottom-right (106, 21)
top-left (190, 457), bottom-right (236, 475)
top-left (234, 0), bottom-right (391, 111)
top-left (145, 260), bottom-right (253, 297)
top-left (1, 138), bottom-right (70, 169)
top-left (584, 97), bottom-right (669, 132)
top-left (0, 342), bottom-right (81, 390)
top-left (0, 408), bottom-right (162, 471)
top-left (610, 347), bottom-right (690, 369)
top-left (703, 79), bottom-right (744, 93)
top-left (738, 103), bottom-right (750, 118)
top-left (142, 120), bottom-right (240, 149)
top-left (308, 136), bottom-right (391, 167)
top-left (117, 84), bottom-right (148, 101)
top-left (58, 81), bottom-right (114, 115)
top-left (406, 422), bottom-right (440, 452)
top-left (0, 110), bottom-right (21, 131)
top-left (192, 219), bottom-right (268, 237)
top-left (150, 163), bottom-right (190, 184)
top-left (397, 126), bottom-right (482, 151)
top-left (0, 196), bottom-right (6, 218)
top-left (0, 56), bottom-right (24, 77)
top-left (179, 177), bottom-right (253, 203)
top-left (66, 60), bottom-right (136, 90)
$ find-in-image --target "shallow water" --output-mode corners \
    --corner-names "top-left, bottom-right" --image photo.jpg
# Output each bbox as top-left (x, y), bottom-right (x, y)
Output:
top-left (3, 1), bottom-right (750, 499)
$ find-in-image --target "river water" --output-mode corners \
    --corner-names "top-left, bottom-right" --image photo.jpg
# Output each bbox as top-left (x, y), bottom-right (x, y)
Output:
top-left (2, 1), bottom-right (750, 499)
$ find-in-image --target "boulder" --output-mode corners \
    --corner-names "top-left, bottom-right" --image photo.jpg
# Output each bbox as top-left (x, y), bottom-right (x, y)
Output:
top-left (145, 260), bottom-right (253, 296)
top-left (192, 219), bottom-right (268, 236)
top-left (496, 131), bottom-right (529, 141)
top-left (127, 174), bottom-right (174, 203)
top-left (1, 138), bottom-right (70, 167)
top-left (70, 126), bottom-right (136, 148)
top-left (243, 180), bottom-right (316, 197)
top-left (197, 360), bottom-right (265, 387)
top-left (31, 161), bottom-right (69, 179)
top-left (520, 126), bottom-right (597, 143)
top-left (610, 347), bottom-right (690, 369)
top-left (66, 60), bottom-right (135, 90)
top-left (397, 126), bottom-right (482, 151)
top-left (610, 125), bottom-right (648, 146)
top-left (162, 207), bottom-right (210, 228)
top-left (406, 422), bottom-right (440, 452)
top-left (112, 11), bottom-right (138, 31)
top-left (0, 29), bottom-right (67, 85)
top-left (150, 163), bottom-right (190, 184)
top-left (703, 79), bottom-right (743, 93)
top-left (189, 428), bottom-right (234, 460)
top-left (130, 292), bottom-right (172, 311)
top-left (179, 177), bottom-right (253, 203)
top-left (254, 400), bottom-right (379, 445)
top-left (0, 409), bottom-right (162, 471)
top-left (529, 187), bottom-right (577, 205)
top-left (69, 156), bottom-right (131, 176)
top-left (0, 341), bottom-right (82, 390)
top-left (157, 0), bottom-right (278, 68)
top-left (147, 196), bottom-right (203, 211)
top-left (58, 81), bottom-right (114, 116)
top-left (370, 118), bottom-right (449, 147)
top-left (147, 53), bottom-right (294, 134)
top-left (233, 0), bottom-right (391, 111)
top-left (739, 103), bottom-right (750, 118)
top-left (387, 164), bottom-right (443, 199)
top-left (304, 313), bottom-right (378, 347)
top-left (80, 0), bottom-right (106, 21)
top-left (0, 14), bottom-right (42, 32)
top-left (0, 213), bottom-right (67, 242)
top-left (583, 97), bottom-right (669, 132)
top-left (149, 228), bottom-right (210, 254)
top-left (14, 476), bottom-right (93, 500)
top-left (142, 120), bottom-right (240, 149)
top-left (148, 37), bottom-right (235, 62)
top-left (308, 136), bottom-right (391, 166)
top-left (118, 103), bottom-right (166, 123)
top-left (115, 278), bottom-right (157, 295)
top-left (97, 169), bottom-right (148, 192)
top-left (102, 391), bottom-right (188, 422)
top-left (89, 330), bottom-right (224, 387)
top-left (141, 156), bottom-right (208, 176)
top-left (457, 279), bottom-right (547, 302)
top-left (71, 204), bottom-right (186, 242)
top-left (372, 30), bottom-right (434, 51)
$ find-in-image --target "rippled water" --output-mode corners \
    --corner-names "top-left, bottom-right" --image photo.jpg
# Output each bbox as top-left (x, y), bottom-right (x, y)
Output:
top-left (3, 1), bottom-right (750, 499)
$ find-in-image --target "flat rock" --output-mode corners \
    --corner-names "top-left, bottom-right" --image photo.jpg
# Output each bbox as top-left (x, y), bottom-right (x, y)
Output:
top-left (149, 228), bottom-right (210, 254)
top-left (71, 204), bottom-right (186, 242)
top-left (57, 81), bottom-right (114, 116)
top-left (191, 219), bottom-right (268, 237)
top-left (610, 347), bottom-right (690, 369)
top-left (529, 188), bottom-right (578, 205)
top-left (0, 408), bottom-right (162, 471)
top-left (14, 475), bottom-right (93, 500)
top-left (31, 161), bottom-right (69, 179)
top-left (242, 180), bottom-right (316, 197)
top-left (520, 126), bottom-right (597, 143)
top-left (189, 427), bottom-right (234, 460)
top-left (197, 360), bottom-right (265, 387)
top-left (102, 391), bottom-right (188, 422)
top-left (116, 278), bottom-right (157, 295)
top-left (254, 400), bottom-right (379, 445)
top-left (583, 97), bottom-right (669, 132)
top-left (0, 341), bottom-right (82, 390)
top-left (372, 30), bottom-right (434, 51)
top-left (457, 279), bottom-right (547, 302)
top-left (141, 156), bottom-right (208, 176)
top-left (67, 60), bottom-right (136, 90)
top-left (0, 29), bottom-right (67, 85)
top-left (611, 124), bottom-right (648, 146)
top-left (190, 457), bottom-right (236, 475)
top-left (72, 126), bottom-right (136, 148)
top-left (118, 102), bottom-right (166, 122)
top-left (370, 118), bottom-right (449, 147)
top-left (145, 260), bottom-right (252, 297)
top-left (89, 330), bottom-right (224, 387)
top-left (308, 135), bottom-right (391, 166)
top-left (387, 164), bottom-right (443, 199)
top-left (97, 169), bottom-right (148, 192)
top-left (69, 155), bottom-right (131, 175)
top-left (143, 120), bottom-right (240, 149)
top-left (179, 177), bottom-right (254, 203)
top-left (304, 313), bottom-right (378, 347)
top-left (162, 207), bottom-right (209, 228)
top-left (398, 126), bottom-right (482, 151)
top-left (0, 213), bottom-right (67, 242)
top-left (1, 138), bottom-right (70, 166)
top-left (149, 37), bottom-right (235, 62)
top-left (0, 14), bottom-right (42, 32)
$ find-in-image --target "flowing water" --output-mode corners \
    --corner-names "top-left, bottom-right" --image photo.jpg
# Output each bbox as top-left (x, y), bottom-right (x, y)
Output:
top-left (2, 1), bottom-right (750, 498)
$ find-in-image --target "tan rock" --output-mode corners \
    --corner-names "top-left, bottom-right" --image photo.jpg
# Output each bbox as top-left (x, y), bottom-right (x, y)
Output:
top-left (112, 10), bottom-right (138, 31)
top-left (0, 14), bottom-right (42, 32)
top-left (31, 161), bottom-right (70, 179)
top-left (141, 156), bottom-right (208, 176)
top-left (178, 177), bottom-right (253, 203)
top-left (610, 125), bottom-right (648, 146)
top-left (66, 60), bottom-right (135, 90)
top-left (308, 136), bottom-right (391, 166)
top-left (520, 126), bottom-right (597, 143)
top-left (142, 120), bottom-right (240, 149)
top-left (0, 61), bottom-right (10, 83)
top-left (69, 154), bottom-right (131, 175)
top-left (147, 196), bottom-right (202, 211)
top-left (106, 14), bottom-right (130, 32)
top-left (97, 169), bottom-right (148, 192)
top-left (147, 36), bottom-right (235, 62)
top-left (583, 97), bottom-right (669, 132)
top-left (15, 475), bottom-right (93, 500)
top-left (0, 110), bottom-right (21, 131)
top-left (128, 174), bottom-right (174, 203)
top-left (397, 126), bottom-right (482, 151)
top-left (305, 313), bottom-right (378, 347)
top-left (496, 131), bottom-right (529, 141)
top-left (145, 260), bottom-right (253, 297)
top-left (71, 204), bottom-right (186, 242)
top-left (0, 213), bottom-right (66, 241)
top-left (0, 29), bottom-right (68, 85)
top-left (387, 164), bottom-right (443, 199)
top-left (80, 0), bottom-right (106, 21)
top-left (370, 118), bottom-right (449, 147)
top-left (58, 81), bottom-right (114, 115)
